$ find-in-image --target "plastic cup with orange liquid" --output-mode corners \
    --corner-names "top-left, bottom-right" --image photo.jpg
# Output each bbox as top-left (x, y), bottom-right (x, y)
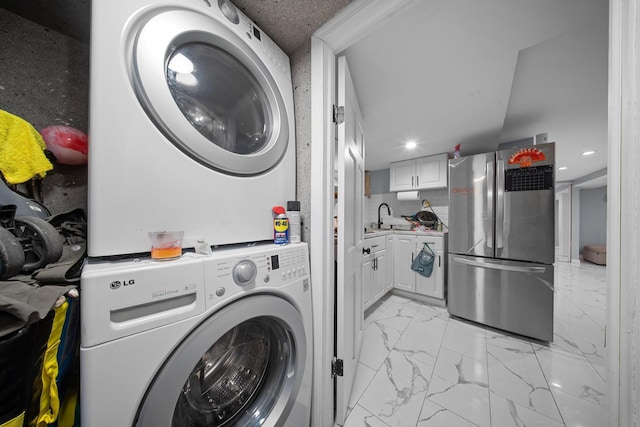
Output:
top-left (148, 231), bottom-right (184, 260)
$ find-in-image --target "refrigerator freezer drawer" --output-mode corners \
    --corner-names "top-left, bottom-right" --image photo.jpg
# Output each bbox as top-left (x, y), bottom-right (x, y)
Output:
top-left (447, 254), bottom-right (554, 342)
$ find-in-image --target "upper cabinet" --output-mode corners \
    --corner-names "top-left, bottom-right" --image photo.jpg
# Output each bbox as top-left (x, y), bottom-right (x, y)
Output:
top-left (389, 153), bottom-right (449, 191)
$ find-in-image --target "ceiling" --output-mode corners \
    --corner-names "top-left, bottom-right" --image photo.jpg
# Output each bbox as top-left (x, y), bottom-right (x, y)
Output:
top-left (342, 0), bottom-right (609, 182)
top-left (4, 0), bottom-right (609, 184)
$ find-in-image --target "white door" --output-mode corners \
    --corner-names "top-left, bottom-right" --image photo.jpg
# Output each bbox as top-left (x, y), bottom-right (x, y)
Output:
top-left (394, 236), bottom-right (416, 292)
top-left (335, 55), bottom-right (365, 426)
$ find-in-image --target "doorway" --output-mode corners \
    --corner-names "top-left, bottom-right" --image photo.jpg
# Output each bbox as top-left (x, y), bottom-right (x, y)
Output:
top-left (310, 1), bottom-right (635, 426)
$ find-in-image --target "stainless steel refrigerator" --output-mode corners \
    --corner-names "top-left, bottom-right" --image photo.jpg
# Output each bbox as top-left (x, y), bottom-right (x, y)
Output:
top-left (447, 142), bottom-right (555, 341)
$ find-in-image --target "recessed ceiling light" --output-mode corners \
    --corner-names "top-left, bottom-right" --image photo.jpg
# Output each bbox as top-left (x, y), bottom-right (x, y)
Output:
top-left (582, 150), bottom-right (596, 156)
top-left (405, 141), bottom-right (417, 149)
top-left (558, 166), bottom-right (567, 171)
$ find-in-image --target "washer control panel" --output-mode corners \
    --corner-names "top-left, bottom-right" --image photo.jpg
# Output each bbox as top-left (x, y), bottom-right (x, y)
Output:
top-left (203, 243), bottom-right (309, 308)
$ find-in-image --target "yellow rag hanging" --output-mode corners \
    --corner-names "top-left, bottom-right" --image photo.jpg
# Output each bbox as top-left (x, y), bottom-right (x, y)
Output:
top-left (0, 110), bottom-right (53, 184)
top-left (34, 301), bottom-right (68, 427)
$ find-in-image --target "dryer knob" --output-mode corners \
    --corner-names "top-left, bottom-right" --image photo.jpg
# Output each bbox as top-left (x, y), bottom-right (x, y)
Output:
top-left (233, 260), bottom-right (257, 286)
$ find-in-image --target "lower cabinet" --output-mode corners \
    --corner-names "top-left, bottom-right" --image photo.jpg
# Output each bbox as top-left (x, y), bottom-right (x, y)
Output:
top-left (363, 232), bottom-right (447, 309)
top-left (384, 235), bottom-right (394, 293)
top-left (362, 248), bottom-right (373, 308)
top-left (394, 234), bottom-right (447, 300)
top-left (363, 235), bottom-right (387, 310)
top-left (394, 235), bottom-right (416, 293)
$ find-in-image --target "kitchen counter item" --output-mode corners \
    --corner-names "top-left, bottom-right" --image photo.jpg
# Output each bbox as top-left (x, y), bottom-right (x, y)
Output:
top-left (402, 211), bottom-right (438, 229)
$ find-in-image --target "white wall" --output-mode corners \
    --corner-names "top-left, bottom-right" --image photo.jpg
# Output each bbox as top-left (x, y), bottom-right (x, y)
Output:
top-left (364, 188), bottom-right (449, 229)
top-left (579, 186), bottom-right (607, 251)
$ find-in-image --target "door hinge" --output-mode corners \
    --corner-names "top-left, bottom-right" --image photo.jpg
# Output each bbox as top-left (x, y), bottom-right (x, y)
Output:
top-left (331, 357), bottom-right (344, 377)
top-left (333, 105), bottom-right (345, 124)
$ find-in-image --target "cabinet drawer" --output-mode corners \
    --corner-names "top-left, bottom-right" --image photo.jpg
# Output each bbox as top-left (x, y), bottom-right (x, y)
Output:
top-left (416, 235), bottom-right (444, 252)
top-left (364, 236), bottom-right (386, 252)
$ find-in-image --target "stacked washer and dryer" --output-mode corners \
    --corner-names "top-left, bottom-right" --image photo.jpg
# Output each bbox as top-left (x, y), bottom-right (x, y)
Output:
top-left (80, 1), bottom-right (312, 426)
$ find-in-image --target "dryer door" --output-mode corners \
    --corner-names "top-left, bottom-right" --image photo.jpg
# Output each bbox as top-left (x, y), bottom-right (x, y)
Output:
top-left (135, 295), bottom-right (306, 426)
top-left (130, 9), bottom-right (289, 176)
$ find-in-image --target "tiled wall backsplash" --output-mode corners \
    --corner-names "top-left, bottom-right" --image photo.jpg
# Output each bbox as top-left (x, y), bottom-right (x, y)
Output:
top-left (364, 188), bottom-right (449, 229)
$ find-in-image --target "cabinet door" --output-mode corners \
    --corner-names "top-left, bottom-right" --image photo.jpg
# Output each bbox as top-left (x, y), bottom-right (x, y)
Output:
top-left (385, 235), bottom-right (394, 292)
top-left (389, 159), bottom-right (416, 191)
top-left (415, 249), bottom-right (443, 298)
top-left (373, 251), bottom-right (386, 300)
top-left (363, 251), bottom-right (373, 309)
top-left (415, 153), bottom-right (448, 189)
top-left (394, 236), bottom-right (415, 292)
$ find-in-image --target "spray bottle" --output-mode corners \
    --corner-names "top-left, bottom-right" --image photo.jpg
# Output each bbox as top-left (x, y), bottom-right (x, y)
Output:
top-left (272, 206), bottom-right (289, 245)
top-left (287, 201), bottom-right (301, 243)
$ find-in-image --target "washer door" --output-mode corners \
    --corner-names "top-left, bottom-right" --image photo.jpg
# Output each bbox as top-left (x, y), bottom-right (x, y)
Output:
top-left (130, 9), bottom-right (289, 176)
top-left (135, 295), bottom-right (306, 427)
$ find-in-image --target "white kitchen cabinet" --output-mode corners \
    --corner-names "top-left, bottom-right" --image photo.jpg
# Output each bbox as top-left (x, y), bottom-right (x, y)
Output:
top-left (394, 234), bottom-right (447, 301)
top-left (414, 236), bottom-right (445, 299)
top-left (389, 153), bottom-right (449, 191)
top-left (415, 154), bottom-right (448, 189)
top-left (389, 159), bottom-right (416, 191)
top-left (384, 235), bottom-right (394, 293)
top-left (373, 249), bottom-right (386, 301)
top-left (393, 235), bottom-right (416, 293)
top-left (363, 235), bottom-right (387, 310)
top-left (362, 248), bottom-right (373, 309)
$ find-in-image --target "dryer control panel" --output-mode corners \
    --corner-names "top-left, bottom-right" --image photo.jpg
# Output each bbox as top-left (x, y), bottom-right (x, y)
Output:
top-left (203, 243), bottom-right (310, 309)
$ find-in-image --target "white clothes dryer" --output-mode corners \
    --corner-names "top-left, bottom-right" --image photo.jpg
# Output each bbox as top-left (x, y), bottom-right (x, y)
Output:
top-left (88, 0), bottom-right (296, 257)
top-left (80, 243), bottom-right (312, 427)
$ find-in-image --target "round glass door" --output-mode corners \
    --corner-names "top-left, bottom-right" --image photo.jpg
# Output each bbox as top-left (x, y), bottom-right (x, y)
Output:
top-left (172, 318), bottom-right (293, 426)
top-left (166, 43), bottom-right (272, 157)
top-left (130, 10), bottom-right (290, 175)
top-left (135, 295), bottom-right (306, 427)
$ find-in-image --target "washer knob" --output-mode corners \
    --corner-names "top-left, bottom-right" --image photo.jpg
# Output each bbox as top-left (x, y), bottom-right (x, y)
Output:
top-left (233, 260), bottom-right (257, 286)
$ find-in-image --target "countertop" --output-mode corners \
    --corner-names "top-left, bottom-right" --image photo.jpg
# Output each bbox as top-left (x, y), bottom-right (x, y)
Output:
top-left (364, 228), bottom-right (448, 238)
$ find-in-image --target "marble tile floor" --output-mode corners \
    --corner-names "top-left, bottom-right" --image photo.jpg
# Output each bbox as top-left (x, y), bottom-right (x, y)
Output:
top-left (344, 261), bottom-right (607, 427)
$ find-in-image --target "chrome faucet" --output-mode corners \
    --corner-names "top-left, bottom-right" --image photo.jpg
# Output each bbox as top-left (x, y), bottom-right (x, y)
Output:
top-left (377, 203), bottom-right (391, 229)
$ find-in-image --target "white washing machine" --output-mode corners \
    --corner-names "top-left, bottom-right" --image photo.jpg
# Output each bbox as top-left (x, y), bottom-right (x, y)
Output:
top-left (80, 243), bottom-right (312, 426)
top-left (88, 0), bottom-right (296, 257)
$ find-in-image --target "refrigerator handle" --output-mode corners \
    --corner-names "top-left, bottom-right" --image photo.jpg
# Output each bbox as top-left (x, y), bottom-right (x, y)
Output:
top-left (486, 161), bottom-right (494, 249)
top-left (452, 256), bottom-right (546, 273)
top-left (496, 159), bottom-right (505, 249)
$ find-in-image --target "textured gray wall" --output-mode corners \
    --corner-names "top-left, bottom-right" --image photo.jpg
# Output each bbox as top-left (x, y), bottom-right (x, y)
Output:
top-left (290, 42), bottom-right (313, 244)
top-left (0, 8), bottom-right (88, 215)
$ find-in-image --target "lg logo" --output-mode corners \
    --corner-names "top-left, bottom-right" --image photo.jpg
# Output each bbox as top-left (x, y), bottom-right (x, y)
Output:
top-left (110, 279), bottom-right (135, 289)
